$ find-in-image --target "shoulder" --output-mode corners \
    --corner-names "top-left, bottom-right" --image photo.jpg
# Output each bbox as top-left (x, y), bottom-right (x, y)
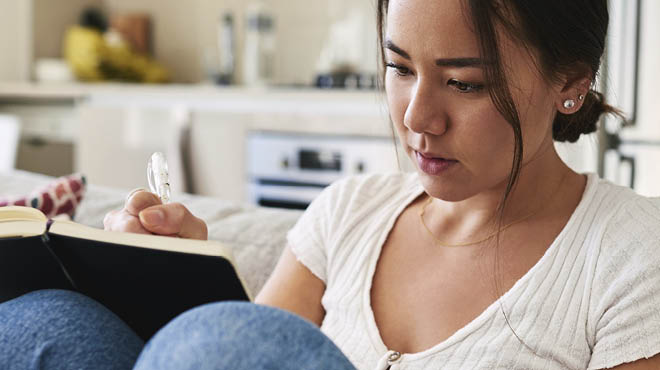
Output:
top-left (573, 174), bottom-right (660, 244)
top-left (593, 177), bottom-right (660, 253)
top-left (585, 175), bottom-right (660, 301)
top-left (299, 171), bottom-right (420, 246)
top-left (585, 178), bottom-right (660, 369)
top-left (286, 172), bottom-right (420, 282)
top-left (292, 171), bottom-right (419, 232)
top-left (328, 171), bottom-right (418, 193)
top-left (572, 174), bottom-right (660, 280)
top-left (597, 191), bottom-right (660, 286)
top-left (317, 171), bottom-right (420, 210)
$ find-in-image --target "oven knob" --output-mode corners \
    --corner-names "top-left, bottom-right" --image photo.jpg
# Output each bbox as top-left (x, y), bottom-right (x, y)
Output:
top-left (281, 157), bottom-right (289, 169)
top-left (356, 161), bottom-right (365, 173)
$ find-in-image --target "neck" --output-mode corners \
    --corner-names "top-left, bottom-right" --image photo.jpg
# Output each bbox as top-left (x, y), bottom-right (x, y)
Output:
top-left (424, 144), bottom-right (584, 243)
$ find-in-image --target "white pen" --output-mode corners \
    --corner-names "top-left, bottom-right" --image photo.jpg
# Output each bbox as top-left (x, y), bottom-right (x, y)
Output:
top-left (147, 152), bottom-right (171, 204)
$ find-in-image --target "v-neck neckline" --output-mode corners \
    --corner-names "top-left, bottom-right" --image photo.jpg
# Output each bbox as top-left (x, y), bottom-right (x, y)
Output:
top-left (361, 172), bottom-right (597, 363)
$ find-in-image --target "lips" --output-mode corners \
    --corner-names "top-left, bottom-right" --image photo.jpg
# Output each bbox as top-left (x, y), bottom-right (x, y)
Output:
top-left (416, 151), bottom-right (456, 161)
top-left (414, 150), bottom-right (458, 175)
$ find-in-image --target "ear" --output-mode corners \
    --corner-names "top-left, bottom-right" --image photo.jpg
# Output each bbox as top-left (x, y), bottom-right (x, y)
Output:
top-left (555, 74), bottom-right (592, 115)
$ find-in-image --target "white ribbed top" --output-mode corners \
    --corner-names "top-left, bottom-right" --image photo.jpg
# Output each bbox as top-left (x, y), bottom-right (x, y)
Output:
top-left (287, 172), bottom-right (660, 370)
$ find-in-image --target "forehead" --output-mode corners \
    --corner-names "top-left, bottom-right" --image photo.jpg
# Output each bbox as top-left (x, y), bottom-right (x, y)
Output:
top-left (386, 0), bottom-right (480, 58)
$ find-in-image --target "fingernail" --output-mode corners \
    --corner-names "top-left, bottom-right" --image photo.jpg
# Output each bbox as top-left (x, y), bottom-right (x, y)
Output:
top-left (126, 187), bottom-right (148, 203)
top-left (140, 209), bottom-right (164, 226)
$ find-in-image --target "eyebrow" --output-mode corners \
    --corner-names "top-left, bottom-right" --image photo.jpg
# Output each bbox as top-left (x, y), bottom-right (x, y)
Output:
top-left (435, 57), bottom-right (483, 68)
top-left (383, 39), bottom-right (484, 68)
top-left (384, 39), bottom-right (411, 60)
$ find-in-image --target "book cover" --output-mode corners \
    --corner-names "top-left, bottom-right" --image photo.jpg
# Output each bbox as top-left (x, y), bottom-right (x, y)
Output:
top-left (0, 206), bottom-right (251, 340)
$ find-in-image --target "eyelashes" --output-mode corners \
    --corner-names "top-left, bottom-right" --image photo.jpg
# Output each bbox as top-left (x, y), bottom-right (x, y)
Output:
top-left (447, 78), bottom-right (484, 93)
top-left (385, 62), bottom-right (411, 77)
top-left (385, 62), bottom-right (485, 93)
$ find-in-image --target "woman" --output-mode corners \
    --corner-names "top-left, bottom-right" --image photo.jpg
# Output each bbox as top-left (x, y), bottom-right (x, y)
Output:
top-left (2, 0), bottom-right (659, 369)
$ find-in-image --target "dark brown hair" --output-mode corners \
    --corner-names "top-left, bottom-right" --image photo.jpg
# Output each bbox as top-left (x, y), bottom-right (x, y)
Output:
top-left (377, 0), bottom-right (619, 352)
top-left (378, 0), bottom-right (618, 210)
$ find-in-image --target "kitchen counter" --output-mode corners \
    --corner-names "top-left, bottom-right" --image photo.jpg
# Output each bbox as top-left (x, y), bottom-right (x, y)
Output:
top-left (0, 82), bottom-right (403, 200)
top-left (0, 81), bottom-right (384, 106)
top-left (0, 82), bottom-right (393, 137)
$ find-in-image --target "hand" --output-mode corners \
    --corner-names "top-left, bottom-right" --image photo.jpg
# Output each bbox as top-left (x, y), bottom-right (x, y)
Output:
top-left (103, 189), bottom-right (208, 240)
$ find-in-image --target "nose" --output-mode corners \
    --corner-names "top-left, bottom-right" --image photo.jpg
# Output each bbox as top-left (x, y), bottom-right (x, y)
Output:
top-left (403, 79), bottom-right (448, 135)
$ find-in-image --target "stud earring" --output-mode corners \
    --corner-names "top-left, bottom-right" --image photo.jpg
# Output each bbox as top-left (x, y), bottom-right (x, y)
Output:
top-left (563, 99), bottom-right (576, 109)
top-left (578, 94), bottom-right (585, 101)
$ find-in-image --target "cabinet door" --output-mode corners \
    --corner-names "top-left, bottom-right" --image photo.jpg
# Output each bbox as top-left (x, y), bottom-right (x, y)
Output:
top-left (76, 104), bottom-right (242, 199)
top-left (2, 102), bottom-right (78, 177)
top-left (76, 104), bottom-right (172, 190)
top-left (17, 138), bottom-right (73, 176)
top-left (188, 111), bottom-right (248, 201)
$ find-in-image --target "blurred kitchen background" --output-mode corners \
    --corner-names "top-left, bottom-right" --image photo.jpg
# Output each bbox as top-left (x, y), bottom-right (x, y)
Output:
top-left (0, 0), bottom-right (658, 209)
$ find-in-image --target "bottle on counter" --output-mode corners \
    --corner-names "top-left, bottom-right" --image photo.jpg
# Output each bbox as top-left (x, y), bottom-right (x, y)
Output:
top-left (243, 0), bottom-right (275, 86)
top-left (216, 13), bottom-right (235, 85)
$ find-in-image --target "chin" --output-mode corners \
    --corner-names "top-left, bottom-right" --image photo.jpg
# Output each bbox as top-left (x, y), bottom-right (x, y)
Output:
top-left (416, 169), bottom-right (473, 203)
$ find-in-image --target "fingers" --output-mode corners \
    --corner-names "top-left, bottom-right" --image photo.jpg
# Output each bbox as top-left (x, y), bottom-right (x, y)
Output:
top-left (125, 190), bottom-right (162, 216)
top-left (139, 203), bottom-right (208, 240)
top-left (103, 189), bottom-right (159, 235)
top-left (103, 209), bottom-right (152, 235)
top-left (125, 187), bottom-right (148, 203)
top-left (104, 189), bottom-right (207, 240)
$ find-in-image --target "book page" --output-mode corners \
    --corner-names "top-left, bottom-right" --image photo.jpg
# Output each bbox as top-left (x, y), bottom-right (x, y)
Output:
top-left (49, 220), bottom-right (235, 260)
top-left (0, 206), bottom-right (47, 238)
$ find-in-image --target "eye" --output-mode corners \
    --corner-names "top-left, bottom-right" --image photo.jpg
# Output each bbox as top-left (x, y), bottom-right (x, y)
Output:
top-left (385, 62), bottom-right (412, 77)
top-left (447, 78), bottom-right (484, 93)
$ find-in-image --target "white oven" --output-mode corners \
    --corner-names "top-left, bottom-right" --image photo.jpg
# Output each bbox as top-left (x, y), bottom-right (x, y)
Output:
top-left (247, 131), bottom-right (399, 209)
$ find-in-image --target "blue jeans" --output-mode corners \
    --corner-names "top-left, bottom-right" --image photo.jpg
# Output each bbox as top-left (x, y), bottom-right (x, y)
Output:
top-left (0, 290), bottom-right (356, 370)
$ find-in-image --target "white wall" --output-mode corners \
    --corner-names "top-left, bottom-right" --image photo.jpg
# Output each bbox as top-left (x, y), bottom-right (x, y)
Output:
top-left (102, 0), bottom-right (204, 83)
top-left (0, 0), bottom-right (103, 81)
top-left (33, 0), bottom-right (103, 60)
top-left (102, 0), bottom-right (378, 84)
top-left (1, 0), bottom-right (378, 84)
top-left (0, 0), bottom-right (31, 81)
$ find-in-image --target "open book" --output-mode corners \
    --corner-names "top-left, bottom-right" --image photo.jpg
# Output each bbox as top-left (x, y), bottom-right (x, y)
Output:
top-left (0, 206), bottom-right (251, 340)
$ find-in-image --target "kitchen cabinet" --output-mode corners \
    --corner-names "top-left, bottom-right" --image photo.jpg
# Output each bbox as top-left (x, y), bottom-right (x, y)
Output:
top-left (0, 95), bottom-right (80, 177)
top-left (74, 86), bottom-right (409, 202)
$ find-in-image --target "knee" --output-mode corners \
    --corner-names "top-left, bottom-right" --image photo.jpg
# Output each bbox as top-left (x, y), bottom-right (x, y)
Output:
top-left (0, 289), bottom-right (93, 326)
top-left (5, 288), bottom-right (85, 307)
top-left (4, 289), bottom-right (141, 340)
top-left (149, 301), bottom-right (321, 344)
top-left (135, 302), bottom-right (353, 370)
top-left (0, 289), bottom-right (144, 370)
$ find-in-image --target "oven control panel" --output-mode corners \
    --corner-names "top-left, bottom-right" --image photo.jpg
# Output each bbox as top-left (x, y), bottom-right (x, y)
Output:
top-left (246, 131), bottom-right (399, 209)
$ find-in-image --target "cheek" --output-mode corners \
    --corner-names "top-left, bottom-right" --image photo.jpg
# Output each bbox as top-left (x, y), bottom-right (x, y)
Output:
top-left (451, 102), bottom-right (515, 163)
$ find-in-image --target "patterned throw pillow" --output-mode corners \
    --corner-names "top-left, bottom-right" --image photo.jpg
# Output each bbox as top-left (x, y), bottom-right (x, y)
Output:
top-left (0, 174), bottom-right (86, 218)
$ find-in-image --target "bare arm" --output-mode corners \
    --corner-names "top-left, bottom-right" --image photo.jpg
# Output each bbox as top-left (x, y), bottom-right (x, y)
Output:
top-left (606, 354), bottom-right (660, 370)
top-left (255, 245), bottom-right (326, 326)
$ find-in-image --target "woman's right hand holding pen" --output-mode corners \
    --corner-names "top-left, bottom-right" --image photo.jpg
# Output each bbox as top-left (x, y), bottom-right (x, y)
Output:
top-left (103, 189), bottom-right (208, 240)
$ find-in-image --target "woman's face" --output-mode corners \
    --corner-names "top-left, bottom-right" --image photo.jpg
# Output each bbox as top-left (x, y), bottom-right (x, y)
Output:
top-left (385, 0), bottom-right (561, 202)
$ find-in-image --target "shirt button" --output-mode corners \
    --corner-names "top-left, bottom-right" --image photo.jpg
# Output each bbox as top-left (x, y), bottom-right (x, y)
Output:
top-left (388, 351), bottom-right (402, 364)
